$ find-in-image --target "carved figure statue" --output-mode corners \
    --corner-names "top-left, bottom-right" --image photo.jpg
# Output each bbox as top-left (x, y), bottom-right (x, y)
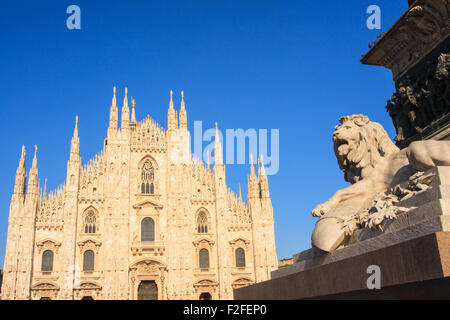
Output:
top-left (386, 93), bottom-right (413, 142)
top-left (435, 53), bottom-right (450, 113)
top-left (386, 53), bottom-right (449, 143)
top-left (311, 115), bottom-right (450, 252)
top-left (399, 84), bottom-right (422, 134)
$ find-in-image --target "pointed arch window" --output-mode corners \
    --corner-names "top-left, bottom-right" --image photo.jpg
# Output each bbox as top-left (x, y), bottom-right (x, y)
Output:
top-left (235, 248), bottom-right (246, 268)
top-left (141, 217), bottom-right (155, 242)
top-left (197, 211), bottom-right (208, 234)
top-left (83, 250), bottom-right (95, 271)
top-left (84, 210), bottom-right (97, 234)
top-left (141, 160), bottom-right (155, 194)
top-left (199, 248), bottom-right (210, 269)
top-left (41, 250), bottom-right (54, 272)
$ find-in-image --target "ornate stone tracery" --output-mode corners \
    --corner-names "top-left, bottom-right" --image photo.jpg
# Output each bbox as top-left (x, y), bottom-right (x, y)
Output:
top-left (229, 237), bottom-right (250, 249)
top-left (231, 277), bottom-right (254, 290)
top-left (31, 282), bottom-right (59, 300)
top-left (36, 239), bottom-right (62, 254)
top-left (82, 207), bottom-right (99, 234)
top-left (77, 238), bottom-right (102, 254)
top-left (193, 279), bottom-right (219, 299)
top-left (129, 259), bottom-right (167, 300)
top-left (73, 281), bottom-right (102, 300)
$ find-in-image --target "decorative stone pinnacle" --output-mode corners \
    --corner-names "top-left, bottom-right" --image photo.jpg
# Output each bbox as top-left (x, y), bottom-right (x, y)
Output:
top-left (181, 90), bottom-right (185, 109)
top-left (124, 88), bottom-right (129, 107)
top-left (112, 86), bottom-right (117, 106)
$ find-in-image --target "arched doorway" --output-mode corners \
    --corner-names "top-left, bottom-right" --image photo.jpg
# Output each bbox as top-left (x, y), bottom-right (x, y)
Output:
top-left (138, 281), bottom-right (158, 300)
top-left (81, 296), bottom-right (94, 300)
top-left (199, 292), bottom-right (212, 300)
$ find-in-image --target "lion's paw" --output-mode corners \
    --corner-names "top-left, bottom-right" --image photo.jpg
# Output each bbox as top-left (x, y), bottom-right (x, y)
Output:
top-left (312, 203), bottom-right (329, 217)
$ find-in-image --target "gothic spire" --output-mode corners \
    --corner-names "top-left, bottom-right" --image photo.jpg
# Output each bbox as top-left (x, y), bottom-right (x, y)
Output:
top-left (248, 153), bottom-right (259, 200)
top-left (27, 145), bottom-right (39, 198)
top-left (13, 145), bottom-right (27, 199)
top-left (214, 122), bottom-right (223, 165)
top-left (257, 156), bottom-right (261, 177)
top-left (19, 145), bottom-right (26, 171)
top-left (73, 115), bottom-right (79, 138)
top-left (123, 87), bottom-right (128, 108)
top-left (131, 97), bottom-right (136, 122)
top-left (169, 89), bottom-right (174, 110)
top-left (260, 154), bottom-right (266, 176)
top-left (43, 178), bottom-right (47, 200)
top-left (121, 87), bottom-right (130, 128)
top-left (250, 153), bottom-right (256, 177)
top-left (109, 86), bottom-right (118, 134)
top-left (259, 154), bottom-right (270, 201)
top-left (168, 90), bottom-right (177, 132)
top-left (179, 90), bottom-right (187, 130)
top-left (32, 145), bottom-right (38, 169)
top-left (181, 90), bottom-right (185, 110)
top-left (112, 86), bottom-right (117, 107)
top-left (70, 116), bottom-right (80, 160)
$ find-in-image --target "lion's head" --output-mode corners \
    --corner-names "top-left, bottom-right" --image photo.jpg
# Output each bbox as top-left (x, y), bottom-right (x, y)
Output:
top-left (333, 115), bottom-right (399, 184)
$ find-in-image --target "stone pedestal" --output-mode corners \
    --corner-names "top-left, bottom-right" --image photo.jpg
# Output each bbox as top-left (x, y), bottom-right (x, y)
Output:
top-left (234, 232), bottom-right (450, 300)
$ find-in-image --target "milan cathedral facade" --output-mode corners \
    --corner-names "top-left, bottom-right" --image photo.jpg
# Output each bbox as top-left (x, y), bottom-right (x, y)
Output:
top-left (1, 88), bottom-right (277, 300)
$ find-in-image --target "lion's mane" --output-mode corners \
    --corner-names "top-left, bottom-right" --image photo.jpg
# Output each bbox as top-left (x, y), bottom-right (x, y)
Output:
top-left (333, 115), bottom-right (399, 184)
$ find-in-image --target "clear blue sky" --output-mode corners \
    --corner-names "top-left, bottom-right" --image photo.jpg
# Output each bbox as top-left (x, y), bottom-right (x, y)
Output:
top-left (0, 1), bottom-right (407, 266)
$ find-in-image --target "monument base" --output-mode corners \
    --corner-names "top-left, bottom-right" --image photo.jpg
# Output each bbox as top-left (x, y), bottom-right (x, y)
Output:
top-left (235, 166), bottom-right (450, 300)
top-left (234, 232), bottom-right (450, 300)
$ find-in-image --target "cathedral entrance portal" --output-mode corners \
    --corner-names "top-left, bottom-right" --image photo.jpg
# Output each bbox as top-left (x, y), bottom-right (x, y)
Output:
top-left (199, 292), bottom-right (212, 300)
top-left (138, 281), bottom-right (158, 300)
top-left (129, 259), bottom-right (167, 300)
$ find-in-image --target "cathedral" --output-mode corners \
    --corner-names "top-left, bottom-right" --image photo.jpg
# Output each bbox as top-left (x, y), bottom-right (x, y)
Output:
top-left (0, 88), bottom-right (278, 300)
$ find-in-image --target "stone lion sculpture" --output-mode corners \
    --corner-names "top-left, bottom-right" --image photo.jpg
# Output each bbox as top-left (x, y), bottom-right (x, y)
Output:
top-left (311, 114), bottom-right (450, 252)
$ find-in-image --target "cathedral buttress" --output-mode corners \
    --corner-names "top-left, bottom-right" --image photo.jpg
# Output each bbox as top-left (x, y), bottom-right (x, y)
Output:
top-left (213, 123), bottom-right (230, 298)
top-left (249, 155), bottom-right (277, 283)
top-left (59, 116), bottom-right (81, 299)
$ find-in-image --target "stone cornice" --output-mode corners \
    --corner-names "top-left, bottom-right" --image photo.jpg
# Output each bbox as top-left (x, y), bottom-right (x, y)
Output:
top-left (361, 0), bottom-right (449, 81)
top-left (132, 198), bottom-right (164, 210)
